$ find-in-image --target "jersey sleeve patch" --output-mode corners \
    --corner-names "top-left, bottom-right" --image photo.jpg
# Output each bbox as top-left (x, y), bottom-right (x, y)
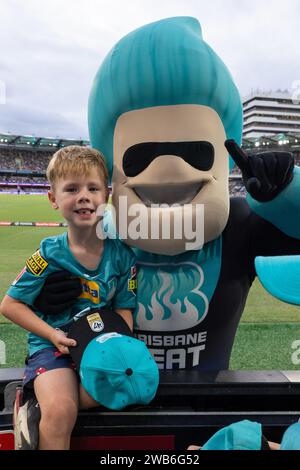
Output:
top-left (127, 266), bottom-right (137, 296)
top-left (25, 250), bottom-right (49, 276)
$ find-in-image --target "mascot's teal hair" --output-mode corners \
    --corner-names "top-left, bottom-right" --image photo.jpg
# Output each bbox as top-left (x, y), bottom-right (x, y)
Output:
top-left (88, 16), bottom-right (243, 179)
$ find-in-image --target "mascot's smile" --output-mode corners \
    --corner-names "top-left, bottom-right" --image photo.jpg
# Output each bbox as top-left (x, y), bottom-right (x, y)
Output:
top-left (132, 181), bottom-right (205, 206)
top-left (123, 140), bottom-right (214, 206)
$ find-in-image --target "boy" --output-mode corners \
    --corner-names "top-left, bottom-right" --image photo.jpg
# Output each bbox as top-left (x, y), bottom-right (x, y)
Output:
top-left (0, 146), bottom-right (137, 450)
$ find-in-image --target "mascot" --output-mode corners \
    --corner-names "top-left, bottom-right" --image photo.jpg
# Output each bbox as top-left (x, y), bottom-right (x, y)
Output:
top-left (37, 17), bottom-right (300, 370)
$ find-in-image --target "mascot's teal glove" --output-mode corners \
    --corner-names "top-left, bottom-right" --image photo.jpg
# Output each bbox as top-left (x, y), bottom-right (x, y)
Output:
top-left (225, 139), bottom-right (294, 202)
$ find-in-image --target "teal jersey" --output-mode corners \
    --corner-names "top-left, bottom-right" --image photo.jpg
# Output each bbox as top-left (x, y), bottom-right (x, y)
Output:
top-left (7, 232), bottom-right (137, 356)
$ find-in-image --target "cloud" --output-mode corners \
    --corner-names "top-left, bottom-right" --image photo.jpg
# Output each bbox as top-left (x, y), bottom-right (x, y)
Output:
top-left (1, 0), bottom-right (300, 137)
top-left (0, 103), bottom-right (84, 138)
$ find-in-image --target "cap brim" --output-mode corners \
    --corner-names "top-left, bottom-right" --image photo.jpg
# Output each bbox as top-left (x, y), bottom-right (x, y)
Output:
top-left (68, 308), bottom-right (132, 368)
top-left (255, 255), bottom-right (300, 305)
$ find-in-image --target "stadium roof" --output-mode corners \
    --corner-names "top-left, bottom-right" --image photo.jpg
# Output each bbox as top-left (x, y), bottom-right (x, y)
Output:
top-left (0, 133), bottom-right (89, 149)
top-left (0, 132), bottom-right (300, 152)
top-left (243, 132), bottom-right (300, 150)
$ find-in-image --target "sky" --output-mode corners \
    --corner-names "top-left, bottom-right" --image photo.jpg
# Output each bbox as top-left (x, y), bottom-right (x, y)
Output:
top-left (1, 0), bottom-right (300, 139)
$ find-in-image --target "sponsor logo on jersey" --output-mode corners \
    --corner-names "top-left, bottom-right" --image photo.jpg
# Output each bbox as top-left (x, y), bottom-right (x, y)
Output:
top-left (128, 266), bottom-right (137, 296)
top-left (86, 312), bottom-right (104, 332)
top-left (26, 250), bottom-right (48, 276)
top-left (79, 278), bottom-right (100, 304)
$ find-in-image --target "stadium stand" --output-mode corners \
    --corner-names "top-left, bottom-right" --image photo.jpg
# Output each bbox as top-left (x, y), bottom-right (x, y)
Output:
top-left (0, 134), bottom-right (88, 193)
top-left (1, 132), bottom-right (300, 195)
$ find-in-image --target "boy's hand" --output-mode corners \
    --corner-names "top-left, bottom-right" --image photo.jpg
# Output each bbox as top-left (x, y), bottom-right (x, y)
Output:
top-left (225, 139), bottom-right (294, 202)
top-left (49, 328), bottom-right (77, 355)
top-left (34, 270), bottom-right (82, 315)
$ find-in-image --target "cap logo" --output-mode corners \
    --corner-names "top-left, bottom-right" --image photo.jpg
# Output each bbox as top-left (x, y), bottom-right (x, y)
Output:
top-left (86, 313), bottom-right (104, 332)
top-left (96, 332), bottom-right (122, 344)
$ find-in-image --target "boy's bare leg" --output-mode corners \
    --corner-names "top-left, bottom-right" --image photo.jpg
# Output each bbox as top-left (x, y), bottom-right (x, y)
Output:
top-left (34, 368), bottom-right (79, 450)
top-left (79, 384), bottom-right (101, 409)
top-left (268, 441), bottom-right (280, 450)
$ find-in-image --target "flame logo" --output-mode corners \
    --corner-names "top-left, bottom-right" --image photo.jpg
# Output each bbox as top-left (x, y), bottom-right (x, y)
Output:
top-left (134, 261), bottom-right (209, 331)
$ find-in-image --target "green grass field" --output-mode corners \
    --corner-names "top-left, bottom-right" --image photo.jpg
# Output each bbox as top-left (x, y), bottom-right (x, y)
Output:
top-left (0, 194), bottom-right (64, 223)
top-left (0, 194), bottom-right (300, 369)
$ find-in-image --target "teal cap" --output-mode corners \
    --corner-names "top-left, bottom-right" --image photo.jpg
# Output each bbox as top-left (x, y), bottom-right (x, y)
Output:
top-left (202, 420), bottom-right (263, 450)
top-left (280, 422), bottom-right (300, 450)
top-left (80, 332), bottom-right (159, 410)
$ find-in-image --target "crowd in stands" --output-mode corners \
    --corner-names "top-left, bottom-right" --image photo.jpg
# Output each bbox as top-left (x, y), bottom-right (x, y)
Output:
top-left (0, 147), bottom-right (52, 172)
top-left (229, 180), bottom-right (246, 197)
top-left (0, 175), bottom-right (48, 183)
top-left (1, 146), bottom-right (300, 197)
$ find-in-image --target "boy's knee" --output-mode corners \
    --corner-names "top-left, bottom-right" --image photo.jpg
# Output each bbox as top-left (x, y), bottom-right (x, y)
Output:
top-left (41, 397), bottom-right (78, 429)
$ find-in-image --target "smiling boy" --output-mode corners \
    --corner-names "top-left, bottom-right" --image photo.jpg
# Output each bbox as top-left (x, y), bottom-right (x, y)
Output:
top-left (0, 146), bottom-right (136, 449)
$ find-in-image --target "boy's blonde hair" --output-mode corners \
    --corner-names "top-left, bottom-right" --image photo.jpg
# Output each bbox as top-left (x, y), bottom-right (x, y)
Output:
top-left (47, 145), bottom-right (108, 190)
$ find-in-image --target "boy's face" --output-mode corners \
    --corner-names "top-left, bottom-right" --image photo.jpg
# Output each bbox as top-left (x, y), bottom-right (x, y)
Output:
top-left (48, 168), bottom-right (108, 229)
